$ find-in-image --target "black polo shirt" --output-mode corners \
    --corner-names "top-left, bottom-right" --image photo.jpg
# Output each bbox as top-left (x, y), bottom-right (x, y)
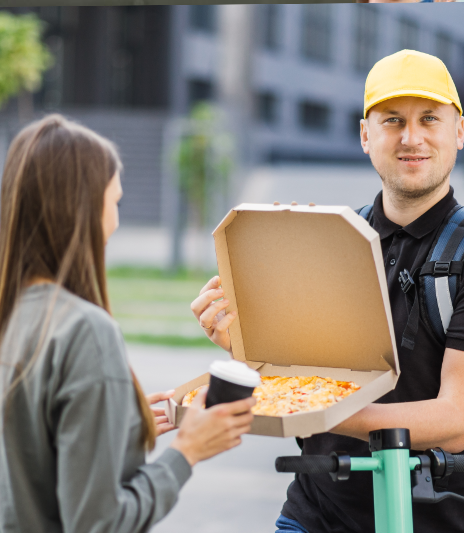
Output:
top-left (282, 186), bottom-right (464, 533)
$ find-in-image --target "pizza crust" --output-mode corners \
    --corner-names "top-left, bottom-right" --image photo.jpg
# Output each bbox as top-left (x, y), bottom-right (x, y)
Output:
top-left (181, 376), bottom-right (360, 416)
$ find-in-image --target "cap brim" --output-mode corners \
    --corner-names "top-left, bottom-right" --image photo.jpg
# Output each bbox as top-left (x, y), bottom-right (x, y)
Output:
top-left (364, 89), bottom-right (461, 118)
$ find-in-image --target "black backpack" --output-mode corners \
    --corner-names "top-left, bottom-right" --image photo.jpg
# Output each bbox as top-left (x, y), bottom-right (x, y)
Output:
top-left (359, 204), bottom-right (464, 350)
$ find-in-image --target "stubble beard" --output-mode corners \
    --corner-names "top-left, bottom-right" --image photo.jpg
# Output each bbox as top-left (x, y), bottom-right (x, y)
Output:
top-left (371, 154), bottom-right (456, 206)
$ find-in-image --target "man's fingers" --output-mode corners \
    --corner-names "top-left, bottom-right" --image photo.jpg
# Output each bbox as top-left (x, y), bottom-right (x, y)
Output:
top-left (191, 288), bottom-right (225, 320)
top-left (199, 276), bottom-right (221, 296)
top-left (213, 310), bottom-right (237, 334)
top-left (199, 299), bottom-right (230, 329)
top-left (146, 390), bottom-right (175, 405)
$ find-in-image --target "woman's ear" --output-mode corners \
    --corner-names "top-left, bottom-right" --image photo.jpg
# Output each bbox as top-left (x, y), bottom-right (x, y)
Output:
top-left (360, 118), bottom-right (370, 155)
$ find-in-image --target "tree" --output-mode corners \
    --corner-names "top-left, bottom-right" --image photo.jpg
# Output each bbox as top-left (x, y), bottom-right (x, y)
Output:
top-left (175, 102), bottom-right (233, 227)
top-left (0, 12), bottom-right (52, 113)
top-left (170, 102), bottom-right (235, 269)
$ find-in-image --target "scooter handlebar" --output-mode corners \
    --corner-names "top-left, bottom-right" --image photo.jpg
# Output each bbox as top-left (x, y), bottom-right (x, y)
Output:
top-left (275, 455), bottom-right (337, 475)
top-left (275, 453), bottom-right (464, 477)
top-left (453, 454), bottom-right (464, 473)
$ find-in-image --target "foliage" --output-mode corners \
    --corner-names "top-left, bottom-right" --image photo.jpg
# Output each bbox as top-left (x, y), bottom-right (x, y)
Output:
top-left (107, 267), bottom-right (218, 347)
top-left (107, 265), bottom-right (216, 282)
top-left (123, 334), bottom-right (217, 348)
top-left (0, 12), bottom-right (52, 106)
top-left (173, 102), bottom-right (234, 227)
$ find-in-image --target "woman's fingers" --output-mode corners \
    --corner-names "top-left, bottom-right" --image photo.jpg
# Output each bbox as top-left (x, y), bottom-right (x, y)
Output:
top-left (146, 390), bottom-right (175, 405)
top-left (156, 422), bottom-right (176, 436)
top-left (191, 387), bottom-right (208, 407)
top-left (155, 415), bottom-right (169, 425)
top-left (212, 396), bottom-right (256, 416)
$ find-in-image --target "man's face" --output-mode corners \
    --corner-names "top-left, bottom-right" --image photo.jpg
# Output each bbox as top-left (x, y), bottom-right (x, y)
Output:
top-left (361, 96), bottom-right (464, 200)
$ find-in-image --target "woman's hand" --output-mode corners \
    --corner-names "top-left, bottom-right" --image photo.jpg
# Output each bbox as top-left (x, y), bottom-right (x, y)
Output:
top-left (146, 390), bottom-right (176, 436)
top-left (170, 388), bottom-right (255, 466)
top-left (190, 276), bottom-right (236, 353)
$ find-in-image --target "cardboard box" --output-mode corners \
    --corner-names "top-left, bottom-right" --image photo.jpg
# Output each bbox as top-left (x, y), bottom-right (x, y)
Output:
top-left (166, 203), bottom-right (400, 438)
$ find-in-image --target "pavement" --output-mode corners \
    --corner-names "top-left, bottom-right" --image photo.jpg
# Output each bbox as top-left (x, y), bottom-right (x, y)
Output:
top-left (107, 163), bottom-right (464, 268)
top-left (127, 343), bottom-right (299, 533)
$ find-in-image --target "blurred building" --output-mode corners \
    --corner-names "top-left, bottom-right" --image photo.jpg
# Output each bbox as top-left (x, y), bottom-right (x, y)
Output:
top-left (2, 4), bottom-right (464, 224)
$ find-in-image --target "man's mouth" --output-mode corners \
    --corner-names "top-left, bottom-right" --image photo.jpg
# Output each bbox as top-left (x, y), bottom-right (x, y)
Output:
top-left (398, 157), bottom-right (429, 161)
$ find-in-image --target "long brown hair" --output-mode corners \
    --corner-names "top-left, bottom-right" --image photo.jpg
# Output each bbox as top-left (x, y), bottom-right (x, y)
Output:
top-left (0, 114), bottom-right (156, 450)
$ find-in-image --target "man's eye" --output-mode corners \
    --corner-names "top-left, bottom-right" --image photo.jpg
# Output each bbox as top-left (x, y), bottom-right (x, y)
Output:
top-left (423, 116), bottom-right (437, 122)
top-left (386, 118), bottom-right (400, 123)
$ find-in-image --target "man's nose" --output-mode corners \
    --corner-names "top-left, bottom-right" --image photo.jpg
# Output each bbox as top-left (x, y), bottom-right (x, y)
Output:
top-left (401, 122), bottom-right (424, 147)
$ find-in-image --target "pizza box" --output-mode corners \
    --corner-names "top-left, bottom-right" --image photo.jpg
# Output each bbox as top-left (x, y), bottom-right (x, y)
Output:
top-left (166, 203), bottom-right (400, 438)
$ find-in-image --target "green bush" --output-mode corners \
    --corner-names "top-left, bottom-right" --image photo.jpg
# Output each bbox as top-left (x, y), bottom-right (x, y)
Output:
top-left (0, 12), bottom-right (52, 106)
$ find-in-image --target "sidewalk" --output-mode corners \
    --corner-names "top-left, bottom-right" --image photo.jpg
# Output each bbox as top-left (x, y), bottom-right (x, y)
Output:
top-left (127, 344), bottom-right (298, 533)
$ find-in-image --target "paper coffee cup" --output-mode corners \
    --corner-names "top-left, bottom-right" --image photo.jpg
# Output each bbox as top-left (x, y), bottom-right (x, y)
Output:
top-left (205, 360), bottom-right (261, 408)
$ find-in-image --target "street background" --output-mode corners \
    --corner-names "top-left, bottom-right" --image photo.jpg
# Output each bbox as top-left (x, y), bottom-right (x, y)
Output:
top-left (1, 5), bottom-right (464, 532)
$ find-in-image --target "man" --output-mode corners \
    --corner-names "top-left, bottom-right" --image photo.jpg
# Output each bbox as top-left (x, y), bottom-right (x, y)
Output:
top-left (190, 50), bottom-right (464, 532)
top-left (356, 1), bottom-right (456, 3)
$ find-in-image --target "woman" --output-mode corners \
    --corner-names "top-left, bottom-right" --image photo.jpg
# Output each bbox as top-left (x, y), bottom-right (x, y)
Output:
top-left (0, 115), bottom-right (254, 533)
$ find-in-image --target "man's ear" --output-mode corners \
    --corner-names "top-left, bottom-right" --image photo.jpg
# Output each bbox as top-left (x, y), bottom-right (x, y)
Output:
top-left (360, 118), bottom-right (369, 155)
top-left (457, 115), bottom-right (464, 151)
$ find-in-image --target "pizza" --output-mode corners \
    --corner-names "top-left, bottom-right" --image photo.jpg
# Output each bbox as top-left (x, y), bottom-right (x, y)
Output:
top-left (182, 385), bottom-right (206, 407)
top-left (181, 375), bottom-right (360, 416)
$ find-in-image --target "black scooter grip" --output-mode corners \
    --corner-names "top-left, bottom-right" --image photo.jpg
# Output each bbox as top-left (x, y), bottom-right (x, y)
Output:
top-left (275, 455), bottom-right (337, 475)
top-left (452, 455), bottom-right (464, 473)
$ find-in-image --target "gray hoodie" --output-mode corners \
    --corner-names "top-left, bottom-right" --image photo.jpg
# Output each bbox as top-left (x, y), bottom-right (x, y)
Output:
top-left (0, 284), bottom-right (191, 533)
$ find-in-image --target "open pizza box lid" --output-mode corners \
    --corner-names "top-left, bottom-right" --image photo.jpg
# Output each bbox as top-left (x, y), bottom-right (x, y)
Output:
top-left (167, 203), bottom-right (400, 438)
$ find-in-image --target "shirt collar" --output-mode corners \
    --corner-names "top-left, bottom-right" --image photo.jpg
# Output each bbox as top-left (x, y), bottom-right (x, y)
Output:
top-left (372, 186), bottom-right (458, 240)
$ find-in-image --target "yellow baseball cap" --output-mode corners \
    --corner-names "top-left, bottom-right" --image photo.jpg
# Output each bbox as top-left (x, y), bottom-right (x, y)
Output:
top-left (364, 49), bottom-right (462, 118)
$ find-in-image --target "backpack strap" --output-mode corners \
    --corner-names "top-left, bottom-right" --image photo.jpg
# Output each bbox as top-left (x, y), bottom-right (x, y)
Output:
top-left (358, 204), bottom-right (373, 221)
top-left (401, 205), bottom-right (464, 350)
top-left (420, 205), bottom-right (464, 342)
top-left (359, 202), bottom-right (464, 349)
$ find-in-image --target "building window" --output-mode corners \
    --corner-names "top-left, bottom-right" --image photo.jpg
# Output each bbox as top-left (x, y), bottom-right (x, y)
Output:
top-left (189, 5), bottom-right (217, 34)
top-left (436, 32), bottom-right (453, 69)
top-left (298, 101), bottom-right (330, 131)
top-left (42, 35), bottom-right (65, 109)
top-left (354, 6), bottom-right (379, 73)
top-left (188, 79), bottom-right (214, 108)
top-left (256, 91), bottom-right (279, 125)
top-left (110, 49), bottom-right (134, 107)
top-left (257, 4), bottom-right (281, 51)
top-left (300, 5), bottom-right (332, 63)
top-left (398, 18), bottom-right (419, 51)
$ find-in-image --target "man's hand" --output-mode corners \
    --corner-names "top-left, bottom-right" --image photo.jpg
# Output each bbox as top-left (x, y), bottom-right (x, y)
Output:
top-left (332, 348), bottom-right (464, 453)
top-left (190, 276), bottom-right (236, 352)
top-left (146, 390), bottom-right (176, 436)
top-left (170, 388), bottom-right (255, 466)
